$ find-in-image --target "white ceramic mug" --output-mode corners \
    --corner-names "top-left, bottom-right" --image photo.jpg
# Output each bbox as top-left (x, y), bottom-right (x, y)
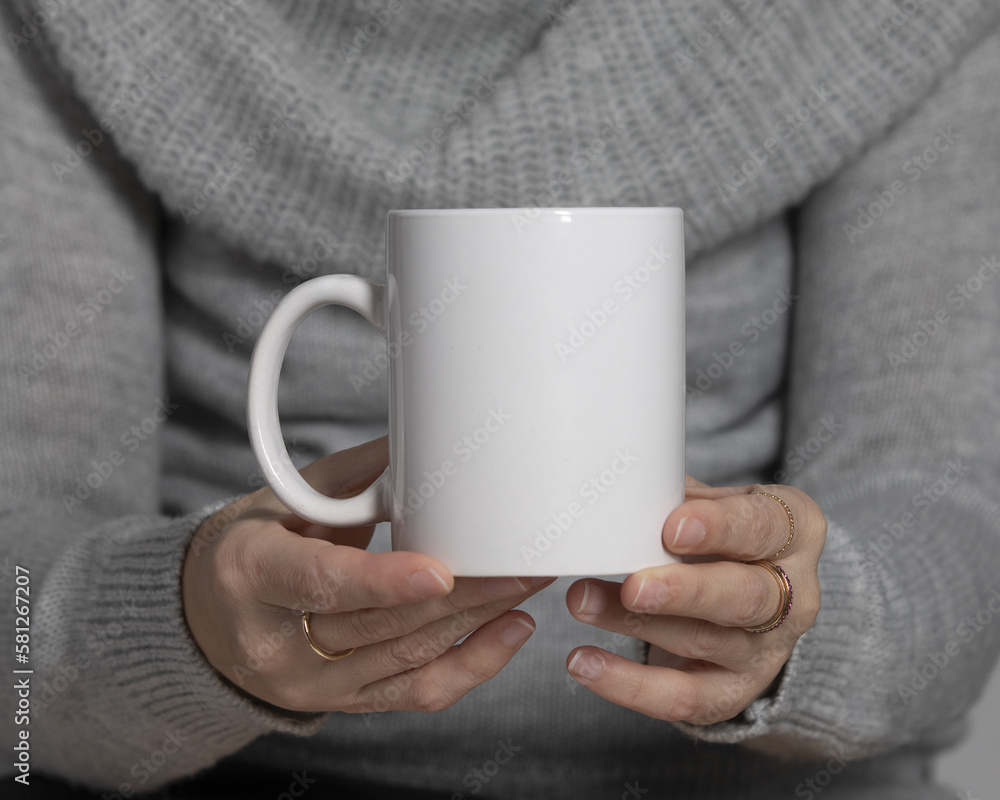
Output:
top-left (248, 207), bottom-right (685, 576)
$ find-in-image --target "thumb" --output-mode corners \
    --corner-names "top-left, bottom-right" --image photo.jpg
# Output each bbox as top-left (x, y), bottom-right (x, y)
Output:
top-left (299, 435), bottom-right (389, 502)
top-left (291, 436), bottom-right (389, 547)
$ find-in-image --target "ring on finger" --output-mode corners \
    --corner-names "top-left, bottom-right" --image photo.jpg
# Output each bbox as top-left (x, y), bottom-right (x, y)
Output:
top-left (741, 560), bottom-right (793, 634)
top-left (300, 610), bottom-right (356, 661)
top-left (756, 491), bottom-right (795, 557)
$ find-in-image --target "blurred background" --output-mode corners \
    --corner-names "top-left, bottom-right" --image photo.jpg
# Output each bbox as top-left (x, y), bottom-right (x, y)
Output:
top-left (937, 663), bottom-right (1000, 798)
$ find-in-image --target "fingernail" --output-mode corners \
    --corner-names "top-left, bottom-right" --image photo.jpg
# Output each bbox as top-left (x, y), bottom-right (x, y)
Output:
top-left (568, 650), bottom-right (605, 681)
top-left (501, 618), bottom-right (535, 647)
top-left (530, 576), bottom-right (556, 587)
top-left (672, 516), bottom-right (706, 549)
top-left (409, 568), bottom-right (450, 598)
top-left (484, 577), bottom-right (529, 597)
top-left (631, 576), bottom-right (667, 612)
top-left (576, 580), bottom-right (607, 616)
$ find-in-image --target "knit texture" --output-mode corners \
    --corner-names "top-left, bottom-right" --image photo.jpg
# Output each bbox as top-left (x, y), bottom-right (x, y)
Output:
top-left (2, 1), bottom-right (1000, 798)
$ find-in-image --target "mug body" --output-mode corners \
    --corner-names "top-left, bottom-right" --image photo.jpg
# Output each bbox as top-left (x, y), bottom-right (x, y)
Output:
top-left (385, 207), bottom-right (685, 576)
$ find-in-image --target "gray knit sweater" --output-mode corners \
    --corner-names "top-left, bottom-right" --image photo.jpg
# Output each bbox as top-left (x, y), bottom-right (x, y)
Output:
top-left (3, 1), bottom-right (1000, 798)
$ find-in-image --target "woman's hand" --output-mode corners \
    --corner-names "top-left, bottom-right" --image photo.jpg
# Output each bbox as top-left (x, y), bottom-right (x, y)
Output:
top-left (182, 436), bottom-right (553, 714)
top-left (564, 476), bottom-right (825, 725)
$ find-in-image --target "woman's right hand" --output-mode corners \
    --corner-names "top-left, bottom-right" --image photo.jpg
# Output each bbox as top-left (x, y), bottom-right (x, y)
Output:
top-left (181, 437), bottom-right (552, 714)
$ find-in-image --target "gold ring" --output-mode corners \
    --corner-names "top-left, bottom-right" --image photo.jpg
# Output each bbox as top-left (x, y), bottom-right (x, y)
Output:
top-left (756, 491), bottom-right (795, 557)
top-left (300, 611), bottom-right (356, 661)
top-left (741, 560), bottom-right (793, 634)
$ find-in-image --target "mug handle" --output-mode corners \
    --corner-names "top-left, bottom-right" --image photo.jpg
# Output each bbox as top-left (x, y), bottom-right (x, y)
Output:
top-left (247, 274), bottom-right (391, 526)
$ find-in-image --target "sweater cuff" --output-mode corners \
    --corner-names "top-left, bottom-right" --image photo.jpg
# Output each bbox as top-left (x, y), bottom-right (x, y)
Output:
top-left (670, 520), bottom-right (862, 759)
top-left (170, 501), bottom-right (331, 739)
top-left (50, 500), bottom-right (328, 789)
top-left (130, 501), bottom-right (329, 740)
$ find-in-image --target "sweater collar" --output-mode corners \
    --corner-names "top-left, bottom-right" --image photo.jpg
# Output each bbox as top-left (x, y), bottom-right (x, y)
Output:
top-left (15, 0), bottom-right (1000, 274)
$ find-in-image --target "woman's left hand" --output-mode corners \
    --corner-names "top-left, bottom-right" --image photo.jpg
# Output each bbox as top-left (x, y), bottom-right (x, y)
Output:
top-left (565, 477), bottom-right (826, 725)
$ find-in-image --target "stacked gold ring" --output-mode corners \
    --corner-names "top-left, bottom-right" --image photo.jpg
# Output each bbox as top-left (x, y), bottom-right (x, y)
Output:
top-left (756, 491), bottom-right (795, 557)
top-left (742, 560), bottom-right (793, 634)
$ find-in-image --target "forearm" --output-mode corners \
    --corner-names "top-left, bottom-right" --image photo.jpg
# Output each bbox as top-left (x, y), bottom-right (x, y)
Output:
top-left (675, 29), bottom-right (1000, 759)
top-left (3, 502), bottom-right (328, 790)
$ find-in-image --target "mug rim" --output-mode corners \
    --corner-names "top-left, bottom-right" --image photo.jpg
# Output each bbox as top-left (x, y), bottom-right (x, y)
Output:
top-left (386, 206), bottom-right (682, 217)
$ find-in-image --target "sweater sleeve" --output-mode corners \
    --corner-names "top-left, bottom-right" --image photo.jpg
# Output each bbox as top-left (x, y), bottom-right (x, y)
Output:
top-left (0, 8), bottom-right (325, 792)
top-left (673, 30), bottom-right (1000, 760)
